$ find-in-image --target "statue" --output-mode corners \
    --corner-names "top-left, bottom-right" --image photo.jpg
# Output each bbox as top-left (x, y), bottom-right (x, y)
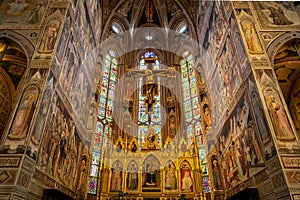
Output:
top-left (204, 106), bottom-right (211, 128)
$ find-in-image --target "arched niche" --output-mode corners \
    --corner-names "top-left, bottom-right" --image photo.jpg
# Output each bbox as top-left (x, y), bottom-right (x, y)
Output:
top-left (0, 37), bottom-right (28, 137)
top-left (272, 38), bottom-right (300, 138)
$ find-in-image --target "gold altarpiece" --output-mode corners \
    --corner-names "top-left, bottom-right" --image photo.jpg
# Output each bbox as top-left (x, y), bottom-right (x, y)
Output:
top-left (97, 57), bottom-right (207, 200)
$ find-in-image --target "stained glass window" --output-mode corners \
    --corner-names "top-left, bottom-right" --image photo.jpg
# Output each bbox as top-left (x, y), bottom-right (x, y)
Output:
top-left (180, 53), bottom-right (209, 192)
top-left (137, 52), bottom-right (162, 148)
top-left (180, 54), bottom-right (201, 144)
top-left (88, 52), bottom-right (118, 194)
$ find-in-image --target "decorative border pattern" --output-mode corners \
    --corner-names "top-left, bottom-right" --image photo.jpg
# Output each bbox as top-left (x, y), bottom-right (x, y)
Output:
top-left (281, 157), bottom-right (300, 168)
top-left (0, 157), bottom-right (21, 167)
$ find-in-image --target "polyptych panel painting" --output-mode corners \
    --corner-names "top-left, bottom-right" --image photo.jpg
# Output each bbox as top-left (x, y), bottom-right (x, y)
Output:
top-left (217, 93), bottom-right (265, 190)
top-left (142, 156), bottom-right (161, 192)
top-left (165, 161), bottom-right (177, 192)
top-left (37, 91), bottom-right (85, 191)
top-left (127, 160), bottom-right (139, 192)
top-left (0, 0), bottom-right (49, 25)
top-left (180, 161), bottom-right (193, 192)
top-left (253, 1), bottom-right (300, 29)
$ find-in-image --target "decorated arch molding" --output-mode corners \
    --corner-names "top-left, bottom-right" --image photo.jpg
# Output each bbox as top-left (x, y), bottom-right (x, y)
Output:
top-left (267, 32), bottom-right (300, 64)
top-left (0, 30), bottom-right (34, 63)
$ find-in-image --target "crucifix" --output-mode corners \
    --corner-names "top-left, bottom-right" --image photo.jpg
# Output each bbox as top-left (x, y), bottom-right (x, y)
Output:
top-left (127, 57), bottom-right (172, 119)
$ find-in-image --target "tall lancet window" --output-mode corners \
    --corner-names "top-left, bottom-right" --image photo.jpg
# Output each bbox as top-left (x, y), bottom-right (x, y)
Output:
top-left (138, 52), bottom-right (162, 149)
top-left (180, 52), bottom-right (201, 145)
top-left (88, 51), bottom-right (118, 194)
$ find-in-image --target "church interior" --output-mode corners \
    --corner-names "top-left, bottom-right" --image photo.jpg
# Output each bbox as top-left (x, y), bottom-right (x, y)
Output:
top-left (0, 0), bottom-right (300, 200)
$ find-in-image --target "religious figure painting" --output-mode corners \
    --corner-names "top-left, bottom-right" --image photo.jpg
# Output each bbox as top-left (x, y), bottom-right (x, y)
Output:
top-left (59, 50), bottom-right (77, 98)
top-left (207, 64), bottom-right (226, 127)
top-left (110, 160), bottom-right (123, 191)
top-left (37, 93), bottom-right (84, 190)
top-left (127, 161), bottom-right (139, 192)
top-left (253, 2), bottom-right (300, 28)
top-left (180, 162), bottom-right (193, 192)
top-left (247, 74), bottom-right (276, 161)
top-left (165, 162), bottom-right (177, 192)
top-left (56, 11), bottom-right (71, 62)
top-left (203, 2), bottom-right (227, 63)
top-left (28, 72), bottom-right (56, 158)
top-left (211, 156), bottom-right (222, 190)
top-left (218, 35), bottom-right (241, 106)
top-left (71, 67), bottom-right (92, 124)
top-left (142, 156), bottom-right (161, 191)
top-left (240, 18), bottom-right (264, 54)
top-left (38, 18), bottom-right (60, 54)
top-left (168, 114), bottom-right (176, 138)
top-left (0, 0), bottom-right (48, 25)
top-left (8, 89), bottom-right (37, 141)
top-left (265, 91), bottom-right (295, 141)
top-left (230, 13), bottom-right (247, 68)
top-left (217, 93), bottom-right (266, 189)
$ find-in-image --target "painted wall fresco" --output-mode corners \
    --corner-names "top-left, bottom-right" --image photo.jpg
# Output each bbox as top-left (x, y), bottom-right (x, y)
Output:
top-left (229, 12), bottom-right (248, 73)
top-left (56, 10), bottom-right (71, 62)
top-left (257, 69), bottom-right (297, 143)
top-left (0, 0), bottom-right (49, 25)
top-left (217, 35), bottom-right (242, 106)
top-left (202, 1), bottom-right (227, 80)
top-left (237, 10), bottom-right (264, 54)
top-left (28, 72), bottom-right (56, 159)
top-left (253, 2), bottom-right (300, 28)
top-left (247, 74), bottom-right (276, 161)
top-left (5, 70), bottom-right (45, 153)
top-left (57, 0), bottom-right (97, 131)
top-left (207, 67), bottom-right (226, 128)
top-left (217, 93), bottom-right (265, 190)
top-left (37, 92), bottom-right (85, 191)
